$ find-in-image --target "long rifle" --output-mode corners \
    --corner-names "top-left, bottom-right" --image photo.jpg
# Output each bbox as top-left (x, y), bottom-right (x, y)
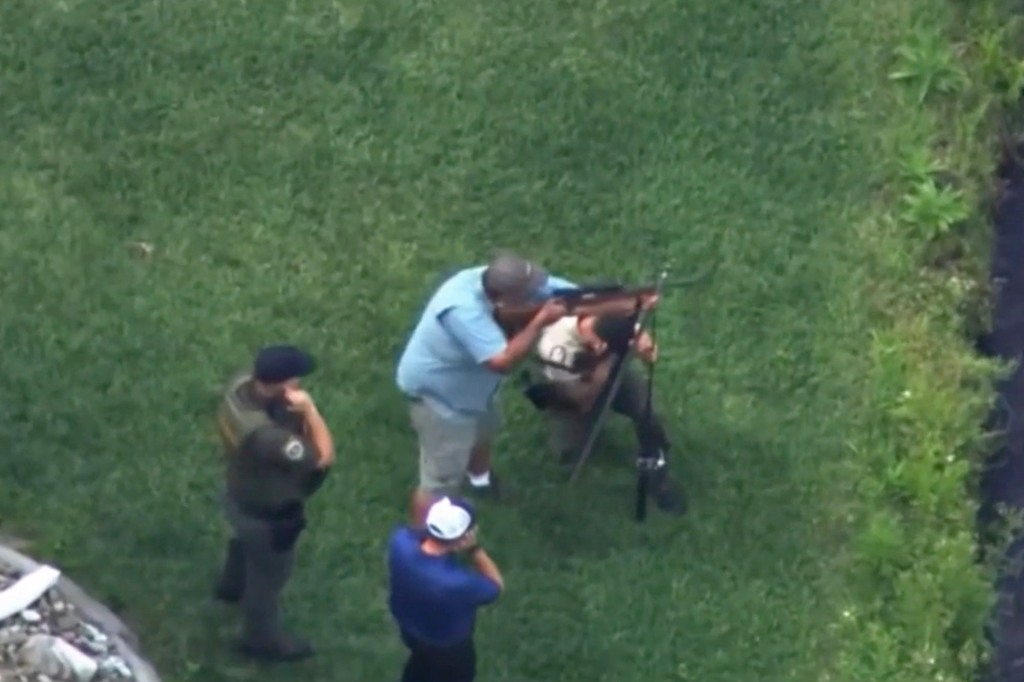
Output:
top-left (495, 266), bottom-right (717, 337)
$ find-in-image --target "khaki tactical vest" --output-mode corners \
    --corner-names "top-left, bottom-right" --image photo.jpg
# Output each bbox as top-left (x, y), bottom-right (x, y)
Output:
top-left (219, 374), bottom-right (273, 451)
top-left (218, 373), bottom-right (314, 510)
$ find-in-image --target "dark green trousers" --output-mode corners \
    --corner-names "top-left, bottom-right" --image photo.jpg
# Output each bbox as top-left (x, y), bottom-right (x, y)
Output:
top-left (221, 492), bottom-right (302, 646)
top-left (547, 366), bottom-right (669, 457)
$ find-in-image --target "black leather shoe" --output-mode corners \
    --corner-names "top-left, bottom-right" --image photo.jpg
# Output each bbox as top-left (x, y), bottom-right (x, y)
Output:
top-left (237, 634), bottom-right (314, 663)
top-left (654, 484), bottom-right (688, 516)
top-left (645, 463), bottom-right (687, 516)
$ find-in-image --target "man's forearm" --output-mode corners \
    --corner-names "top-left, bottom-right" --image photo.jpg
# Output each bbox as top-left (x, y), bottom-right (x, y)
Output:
top-left (304, 407), bottom-right (335, 468)
top-left (472, 549), bottom-right (504, 591)
top-left (496, 319), bottom-right (546, 369)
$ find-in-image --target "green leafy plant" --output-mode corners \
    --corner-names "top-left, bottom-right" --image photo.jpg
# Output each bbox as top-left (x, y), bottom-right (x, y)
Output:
top-left (898, 142), bottom-right (947, 183)
top-left (972, 15), bottom-right (1024, 105)
top-left (890, 29), bottom-right (970, 103)
top-left (899, 178), bottom-right (971, 238)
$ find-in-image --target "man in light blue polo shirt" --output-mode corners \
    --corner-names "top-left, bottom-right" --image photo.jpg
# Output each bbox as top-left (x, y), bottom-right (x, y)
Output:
top-left (396, 251), bottom-right (575, 523)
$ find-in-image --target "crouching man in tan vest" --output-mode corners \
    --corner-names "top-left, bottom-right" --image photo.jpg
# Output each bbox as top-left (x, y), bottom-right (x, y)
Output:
top-left (533, 314), bottom-right (687, 515)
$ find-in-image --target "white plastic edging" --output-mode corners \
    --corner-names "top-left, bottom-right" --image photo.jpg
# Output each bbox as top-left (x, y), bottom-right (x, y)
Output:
top-left (0, 544), bottom-right (162, 682)
top-left (0, 566), bottom-right (60, 621)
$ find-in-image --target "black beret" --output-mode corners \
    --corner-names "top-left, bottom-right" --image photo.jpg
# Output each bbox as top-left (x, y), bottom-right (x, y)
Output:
top-left (253, 345), bottom-right (316, 383)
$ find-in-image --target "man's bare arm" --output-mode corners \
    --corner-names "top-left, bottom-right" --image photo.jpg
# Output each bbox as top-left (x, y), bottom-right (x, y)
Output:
top-left (471, 548), bottom-right (504, 592)
top-left (303, 405), bottom-right (335, 469)
top-left (486, 319), bottom-right (547, 374)
top-left (285, 389), bottom-right (335, 468)
top-left (486, 300), bottom-right (567, 374)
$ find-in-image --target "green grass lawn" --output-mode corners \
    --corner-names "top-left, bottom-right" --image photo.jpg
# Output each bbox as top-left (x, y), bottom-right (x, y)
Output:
top-left (0, 0), bottom-right (983, 681)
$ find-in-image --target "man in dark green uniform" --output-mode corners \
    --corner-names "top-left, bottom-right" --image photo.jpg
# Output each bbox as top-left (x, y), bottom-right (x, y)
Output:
top-left (213, 345), bottom-right (335, 662)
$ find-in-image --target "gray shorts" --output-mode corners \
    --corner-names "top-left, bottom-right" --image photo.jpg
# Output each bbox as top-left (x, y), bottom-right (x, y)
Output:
top-left (409, 397), bottom-right (502, 494)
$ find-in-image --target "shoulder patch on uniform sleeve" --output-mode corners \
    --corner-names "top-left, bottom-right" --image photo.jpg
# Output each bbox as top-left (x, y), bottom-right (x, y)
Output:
top-left (283, 437), bottom-right (306, 461)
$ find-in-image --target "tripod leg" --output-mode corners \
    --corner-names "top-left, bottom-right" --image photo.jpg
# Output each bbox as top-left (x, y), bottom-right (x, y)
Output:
top-left (635, 471), bottom-right (649, 521)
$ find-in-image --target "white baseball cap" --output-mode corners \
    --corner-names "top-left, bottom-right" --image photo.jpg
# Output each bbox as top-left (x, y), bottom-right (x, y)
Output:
top-left (425, 497), bottom-right (476, 541)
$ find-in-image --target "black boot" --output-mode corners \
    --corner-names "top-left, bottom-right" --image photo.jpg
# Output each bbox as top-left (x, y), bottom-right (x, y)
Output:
top-left (214, 539), bottom-right (246, 603)
top-left (237, 633), bottom-right (314, 663)
top-left (648, 465), bottom-right (688, 516)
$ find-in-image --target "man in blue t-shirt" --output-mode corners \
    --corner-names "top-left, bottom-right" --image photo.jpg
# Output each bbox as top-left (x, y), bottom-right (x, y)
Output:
top-left (387, 496), bottom-right (504, 682)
